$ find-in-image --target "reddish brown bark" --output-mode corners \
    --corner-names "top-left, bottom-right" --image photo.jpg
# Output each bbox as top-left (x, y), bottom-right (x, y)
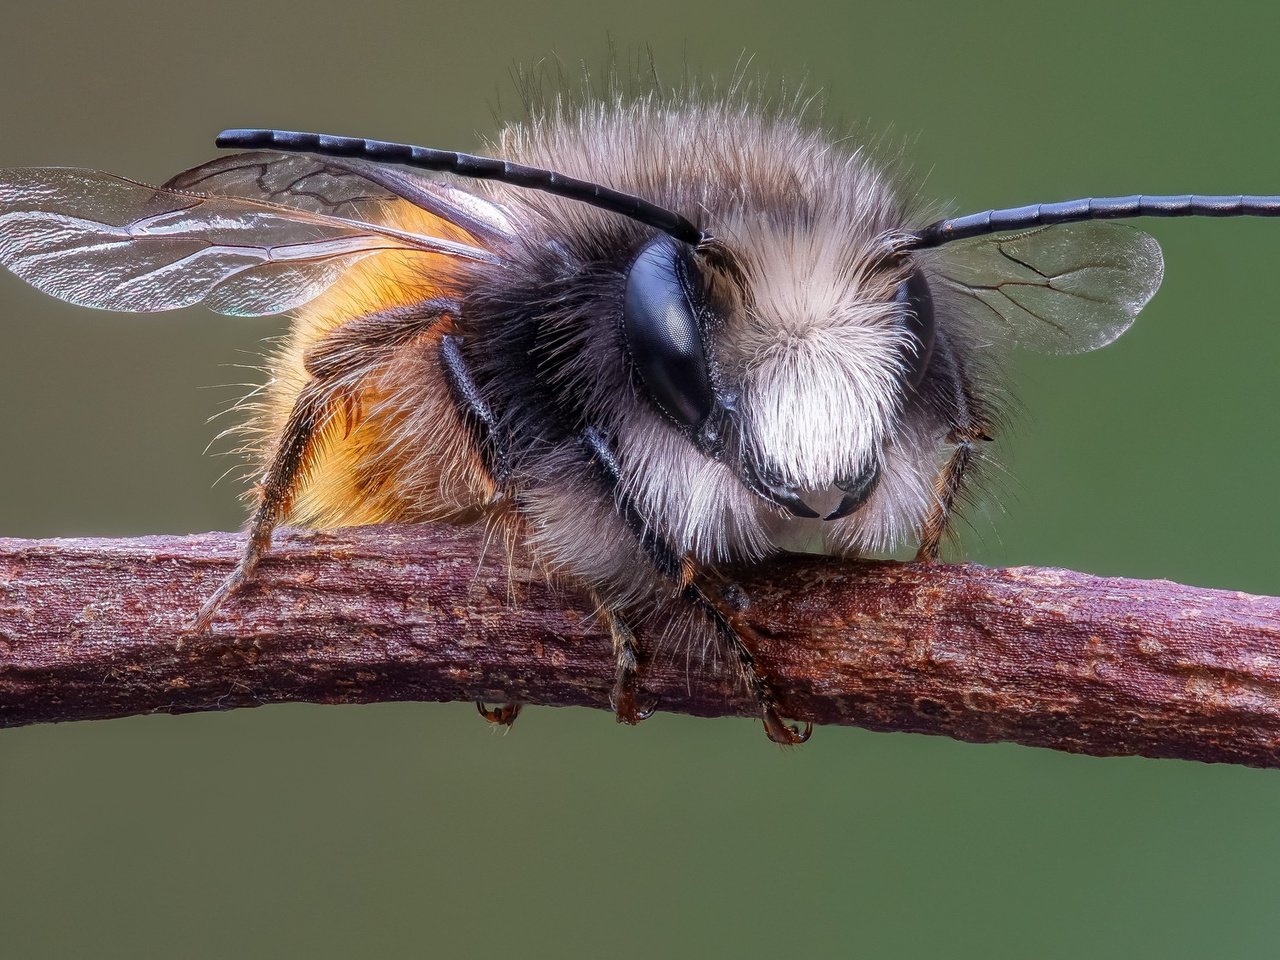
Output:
top-left (1, 524), bottom-right (1278, 766)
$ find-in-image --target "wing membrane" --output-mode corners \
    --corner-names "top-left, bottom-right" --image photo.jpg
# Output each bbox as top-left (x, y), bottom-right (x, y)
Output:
top-left (163, 151), bottom-right (518, 243)
top-left (935, 221), bottom-right (1164, 354)
top-left (161, 152), bottom-right (392, 216)
top-left (0, 166), bottom-right (498, 316)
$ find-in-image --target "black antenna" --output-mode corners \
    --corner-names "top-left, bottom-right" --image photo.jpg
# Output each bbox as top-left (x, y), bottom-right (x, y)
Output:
top-left (902, 194), bottom-right (1280, 249)
top-left (215, 129), bottom-right (705, 247)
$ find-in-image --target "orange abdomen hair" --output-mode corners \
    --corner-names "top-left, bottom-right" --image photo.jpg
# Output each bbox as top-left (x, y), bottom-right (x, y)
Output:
top-left (253, 200), bottom-right (496, 529)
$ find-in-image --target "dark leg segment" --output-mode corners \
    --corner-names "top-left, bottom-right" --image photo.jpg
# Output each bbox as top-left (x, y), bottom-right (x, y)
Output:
top-left (916, 331), bottom-right (992, 562)
top-left (917, 440), bottom-right (975, 562)
top-left (582, 428), bottom-right (810, 744)
top-left (476, 702), bottom-right (522, 727)
top-left (592, 594), bottom-right (654, 725)
top-left (190, 301), bottom-right (456, 633)
top-left (191, 378), bottom-right (329, 633)
top-left (438, 334), bottom-right (527, 726)
top-left (439, 334), bottom-right (510, 484)
top-left (302, 300), bottom-right (458, 382)
top-left (686, 584), bottom-right (811, 745)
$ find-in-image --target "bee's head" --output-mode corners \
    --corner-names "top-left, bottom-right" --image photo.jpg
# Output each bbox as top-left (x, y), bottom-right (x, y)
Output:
top-left (463, 98), bottom-right (951, 549)
top-left (622, 225), bottom-right (935, 521)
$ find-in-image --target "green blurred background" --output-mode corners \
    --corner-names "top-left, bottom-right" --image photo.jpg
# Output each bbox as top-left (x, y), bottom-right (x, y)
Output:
top-left (3, 2), bottom-right (1280, 957)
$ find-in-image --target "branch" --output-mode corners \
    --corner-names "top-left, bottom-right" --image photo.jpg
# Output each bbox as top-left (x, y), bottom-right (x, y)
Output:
top-left (2, 524), bottom-right (1278, 767)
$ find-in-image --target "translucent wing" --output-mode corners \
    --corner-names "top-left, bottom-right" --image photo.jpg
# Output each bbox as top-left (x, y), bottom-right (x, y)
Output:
top-left (161, 152), bottom-right (397, 217)
top-left (0, 165), bottom-right (499, 317)
top-left (933, 221), bottom-right (1164, 354)
top-left (162, 151), bottom-right (519, 242)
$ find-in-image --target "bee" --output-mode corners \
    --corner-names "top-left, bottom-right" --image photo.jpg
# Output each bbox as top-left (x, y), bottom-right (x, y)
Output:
top-left (0, 90), bottom-right (1268, 743)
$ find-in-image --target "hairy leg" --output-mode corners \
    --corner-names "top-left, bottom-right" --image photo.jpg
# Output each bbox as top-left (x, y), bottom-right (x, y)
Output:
top-left (916, 332), bottom-right (993, 562)
top-left (593, 594), bottom-right (653, 725)
top-left (683, 581), bottom-right (812, 744)
top-left (190, 301), bottom-right (456, 632)
top-left (439, 333), bottom-right (529, 725)
top-left (438, 334), bottom-right (510, 484)
top-left (190, 377), bottom-right (329, 632)
top-left (580, 429), bottom-right (810, 744)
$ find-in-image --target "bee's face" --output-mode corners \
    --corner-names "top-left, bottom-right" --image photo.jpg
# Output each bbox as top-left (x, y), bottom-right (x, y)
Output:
top-left (621, 203), bottom-right (927, 523)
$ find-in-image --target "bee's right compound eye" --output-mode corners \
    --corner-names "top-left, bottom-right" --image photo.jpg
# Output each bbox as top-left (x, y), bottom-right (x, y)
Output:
top-left (623, 236), bottom-right (715, 429)
top-left (894, 267), bottom-right (936, 390)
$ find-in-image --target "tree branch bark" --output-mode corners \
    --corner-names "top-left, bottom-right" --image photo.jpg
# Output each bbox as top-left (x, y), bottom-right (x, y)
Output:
top-left (2, 524), bottom-right (1278, 766)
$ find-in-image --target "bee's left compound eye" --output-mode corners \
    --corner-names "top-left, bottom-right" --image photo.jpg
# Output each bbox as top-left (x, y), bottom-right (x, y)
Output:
top-left (623, 236), bottom-right (715, 429)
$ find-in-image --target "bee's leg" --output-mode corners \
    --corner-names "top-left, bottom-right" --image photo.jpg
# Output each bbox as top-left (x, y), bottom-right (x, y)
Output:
top-left (191, 302), bottom-right (457, 633)
top-left (439, 342), bottom-right (658, 727)
top-left (692, 584), bottom-right (812, 745)
top-left (916, 438), bottom-right (976, 562)
top-left (476, 702), bottom-right (522, 727)
top-left (593, 595), bottom-right (655, 725)
top-left (438, 334), bottom-right (509, 486)
top-left (916, 331), bottom-right (993, 562)
top-left (580, 429), bottom-right (810, 744)
top-left (190, 378), bottom-right (332, 633)
top-left (438, 333), bottom-right (527, 726)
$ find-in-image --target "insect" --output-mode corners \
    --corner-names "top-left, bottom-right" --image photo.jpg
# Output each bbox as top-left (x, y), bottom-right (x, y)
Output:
top-left (0, 92), bottom-right (1272, 742)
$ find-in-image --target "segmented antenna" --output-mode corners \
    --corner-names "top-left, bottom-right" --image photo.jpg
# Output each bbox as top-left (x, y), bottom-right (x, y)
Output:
top-left (904, 194), bottom-right (1280, 249)
top-left (215, 129), bottom-right (706, 247)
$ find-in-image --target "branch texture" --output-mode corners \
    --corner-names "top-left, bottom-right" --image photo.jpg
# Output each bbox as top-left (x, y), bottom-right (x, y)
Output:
top-left (2, 525), bottom-right (1278, 767)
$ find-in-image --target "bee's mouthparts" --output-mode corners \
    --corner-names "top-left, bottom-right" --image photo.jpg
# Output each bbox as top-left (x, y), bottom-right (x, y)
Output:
top-left (739, 458), bottom-right (880, 521)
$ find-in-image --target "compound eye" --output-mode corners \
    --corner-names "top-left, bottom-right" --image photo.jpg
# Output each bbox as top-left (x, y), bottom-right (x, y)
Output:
top-left (623, 236), bottom-right (715, 428)
top-left (895, 268), bottom-right (936, 390)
